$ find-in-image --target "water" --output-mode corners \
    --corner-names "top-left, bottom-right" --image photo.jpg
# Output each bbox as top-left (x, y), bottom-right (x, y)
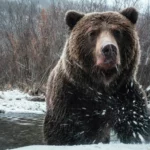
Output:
top-left (0, 113), bottom-right (45, 150)
top-left (0, 113), bottom-right (119, 150)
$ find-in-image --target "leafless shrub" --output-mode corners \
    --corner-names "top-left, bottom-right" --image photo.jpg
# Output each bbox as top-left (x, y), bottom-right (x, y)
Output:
top-left (0, 0), bottom-right (150, 91)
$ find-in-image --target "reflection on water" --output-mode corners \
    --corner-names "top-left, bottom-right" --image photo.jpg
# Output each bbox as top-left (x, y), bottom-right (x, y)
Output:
top-left (0, 113), bottom-right (45, 150)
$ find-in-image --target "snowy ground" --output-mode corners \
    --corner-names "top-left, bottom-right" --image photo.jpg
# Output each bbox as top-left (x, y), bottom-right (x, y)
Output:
top-left (1, 90), bottom-right (150, 150)
top-left (0, 89), bottom-right (46, 114)
top-left (0, 89), bottom-right (149, 114)
top-left (11, 144), bottom-right (150, 150)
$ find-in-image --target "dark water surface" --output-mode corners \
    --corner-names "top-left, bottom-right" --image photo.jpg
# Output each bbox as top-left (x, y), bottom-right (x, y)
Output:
top-left (0, 113), bottom-right (119, 150)
top-left (0, 113), bottom-right (45, 150)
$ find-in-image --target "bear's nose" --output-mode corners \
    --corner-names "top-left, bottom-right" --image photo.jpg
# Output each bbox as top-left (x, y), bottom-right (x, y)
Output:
top-left (102, 44), bottom-right (117, 57)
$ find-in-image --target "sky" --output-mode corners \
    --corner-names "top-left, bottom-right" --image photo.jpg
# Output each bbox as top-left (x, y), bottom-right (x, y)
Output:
top-left (70, 0), bottom-right (150, 12)
top-left (9, 0), bottom-right (150, 13)
top-left (107, 0), bottom-right (149, 5)
top-left (106, 0), bottom-right (149, 11)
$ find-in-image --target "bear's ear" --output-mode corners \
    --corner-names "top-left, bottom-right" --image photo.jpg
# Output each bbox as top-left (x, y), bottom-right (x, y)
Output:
top-left (120, 7), bottom-right (138, 24)
top-left (65, 10), bottom-right (84, 30)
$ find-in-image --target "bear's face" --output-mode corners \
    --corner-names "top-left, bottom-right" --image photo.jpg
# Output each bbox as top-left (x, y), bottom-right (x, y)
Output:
top-left (65, 8), bottom-right (139, 85)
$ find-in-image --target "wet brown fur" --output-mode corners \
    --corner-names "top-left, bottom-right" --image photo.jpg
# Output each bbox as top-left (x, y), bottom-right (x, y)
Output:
top-left (44, 8), bottom-right (150, 144)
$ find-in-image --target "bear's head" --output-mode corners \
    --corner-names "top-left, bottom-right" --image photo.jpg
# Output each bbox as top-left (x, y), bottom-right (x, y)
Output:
top-left (64, 8), bottom-right (140, 86)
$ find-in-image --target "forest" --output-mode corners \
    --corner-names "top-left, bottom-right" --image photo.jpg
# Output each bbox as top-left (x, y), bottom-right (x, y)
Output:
top-left (0, 0), bottom-right (150, 92)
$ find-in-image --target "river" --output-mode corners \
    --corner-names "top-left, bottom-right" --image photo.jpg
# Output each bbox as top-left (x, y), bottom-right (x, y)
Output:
top-left (0, 113), bottom-right (45, 150)
top-left (0, 112), bottom-right (119, 150)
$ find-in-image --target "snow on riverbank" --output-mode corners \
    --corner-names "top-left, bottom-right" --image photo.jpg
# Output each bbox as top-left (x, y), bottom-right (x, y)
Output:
top-left (11, 144), bottom-right (150, 150)
top-left (0, 89), bottom-right (46, 114)
top-left (1, 90), bottom-right (150, 150)
top-left (0, 89), bottom-right (150, 114)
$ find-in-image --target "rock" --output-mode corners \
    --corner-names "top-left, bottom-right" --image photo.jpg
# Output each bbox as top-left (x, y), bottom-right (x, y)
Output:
top-left (0, 95), bottom-right (4, 99)
top-left (0, 110), bottom-right (5, 113)
top-left (27, 96), bottom-right (45, 102)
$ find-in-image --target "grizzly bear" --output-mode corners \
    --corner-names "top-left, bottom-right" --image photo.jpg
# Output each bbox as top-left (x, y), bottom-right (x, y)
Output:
top-left (44, 7), bottom-right (150, 145)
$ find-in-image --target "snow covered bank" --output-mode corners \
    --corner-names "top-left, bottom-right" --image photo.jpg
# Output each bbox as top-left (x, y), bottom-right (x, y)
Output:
top-left (0, 89), bottom-right (150, 114)
top-left (0, 89), bottom-right (46, 114)
top-left (11, 144), bottom-right (150, 150)
top-left (1, 90), bottom-right (150, 150)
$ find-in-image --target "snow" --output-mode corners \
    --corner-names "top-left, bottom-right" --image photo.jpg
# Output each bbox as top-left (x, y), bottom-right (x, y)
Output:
top-left (131, 82), bottom-right (133, 87)
top-left (133, 121), bottom-right (137, 125)
top-left (11, 144), bottom-right (150, 150)
top-left (102, 110), bottom-right (106, 115)
top-left (1, 90), bottom-right (150, 150)
top-left (0, 89), bottom-right (46, 114)
top-left (146, 86), bottom-right (150, 91)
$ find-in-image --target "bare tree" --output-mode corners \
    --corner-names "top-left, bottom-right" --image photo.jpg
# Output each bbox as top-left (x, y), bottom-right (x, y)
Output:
top-left (0, 0), bottom-right (150, 91)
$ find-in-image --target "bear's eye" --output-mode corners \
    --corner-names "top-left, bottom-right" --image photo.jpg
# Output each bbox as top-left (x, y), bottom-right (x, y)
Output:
top-left (88, 30), bottom-right (97, 41)
top-left (112, 29), bottom-right (122, 39)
